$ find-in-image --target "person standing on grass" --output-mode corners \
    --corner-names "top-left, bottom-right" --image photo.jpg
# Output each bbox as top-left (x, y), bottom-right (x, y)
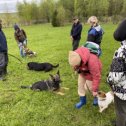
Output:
top-left (70, 16), bottom-right (83, 51)
top-left (84, 16), bottom-right (104, 57)
top-left (68, 46), bottom-right (102, 109)
top-left (107, 19), bottom-right (126, 126)
top-left (0, 19), bottom-right (8, 80)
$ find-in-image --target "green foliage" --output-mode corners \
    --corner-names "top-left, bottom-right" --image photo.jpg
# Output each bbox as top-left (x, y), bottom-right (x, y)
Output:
top-left (17, 1), bottom-right (32, 24)
top-left (39, 0), bottom-right (54, 23)
top-left (51, 9), bottom-right (60, 27)
top-left (14, 0), bottom-right (126, 25)
top-left (0, 23), bottom-right (119, 126)
top-left (57, 6), bottom-right (66, 26)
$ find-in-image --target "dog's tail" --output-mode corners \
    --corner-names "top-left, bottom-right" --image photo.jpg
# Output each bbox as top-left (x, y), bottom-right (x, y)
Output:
top-left (20, 85), bottom-right (31, 89)
top-left (52, 64), bottom-right (59, 68)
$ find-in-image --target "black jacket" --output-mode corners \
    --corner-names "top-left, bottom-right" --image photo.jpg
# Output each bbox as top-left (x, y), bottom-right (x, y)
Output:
top-left (70, 21), bottom-right (82, 40)
top-left (0, 29), bottom-right (8, 52)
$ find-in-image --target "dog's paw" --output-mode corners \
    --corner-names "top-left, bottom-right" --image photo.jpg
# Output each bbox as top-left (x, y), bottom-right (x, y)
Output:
top-left (99, 109), bottom-right (103, 113)
top-left (55, 91), bottom-right (65, 96)
top-left (61, 87), bottom-right (69, 90)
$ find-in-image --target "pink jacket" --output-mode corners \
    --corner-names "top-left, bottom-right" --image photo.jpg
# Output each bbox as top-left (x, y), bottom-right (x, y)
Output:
top-left (75, 47), bottom-right (102, 92)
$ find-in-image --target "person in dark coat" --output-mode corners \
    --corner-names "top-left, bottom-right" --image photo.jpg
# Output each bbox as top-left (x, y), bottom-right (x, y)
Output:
top-left (70, 17), bottom-right (83, 51)
top-left (14, 24), bottom-right (27, 57)
top-left (0, 19), bottom-right (8, 80)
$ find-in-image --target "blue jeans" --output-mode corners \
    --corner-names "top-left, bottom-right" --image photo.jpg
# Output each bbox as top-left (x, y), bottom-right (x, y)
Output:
top-left (18, 40), bottom-right (27, 57)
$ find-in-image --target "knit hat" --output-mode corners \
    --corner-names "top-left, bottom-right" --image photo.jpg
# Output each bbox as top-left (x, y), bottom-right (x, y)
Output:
top-left (68, 51), bottom-right (81, 67)
top-left (14, 24), bottom-right (19, 30)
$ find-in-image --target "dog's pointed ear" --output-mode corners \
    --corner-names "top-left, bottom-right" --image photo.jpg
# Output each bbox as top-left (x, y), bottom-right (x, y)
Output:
top-left (49, 74), bottom-right (54, 80)
top-left (57, 70), bottom-right (60, 76)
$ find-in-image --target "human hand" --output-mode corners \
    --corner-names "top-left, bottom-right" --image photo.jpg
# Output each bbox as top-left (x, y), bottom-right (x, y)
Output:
top-left (92, 91), bottom-right (98, 97)
top-left (70, 36), bottom-right (73, 41)
top-left (18, 43), bottom-right (22, 47)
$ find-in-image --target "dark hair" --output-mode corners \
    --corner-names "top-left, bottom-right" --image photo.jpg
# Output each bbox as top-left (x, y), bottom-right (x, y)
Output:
top-left (14, 24), bottom-right (19, 30)
top-left (113, 19), bottom-right (126, 41)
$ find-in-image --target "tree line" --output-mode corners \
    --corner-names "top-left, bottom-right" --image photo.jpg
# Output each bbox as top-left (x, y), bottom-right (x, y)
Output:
top-left (2, 0), bottom-right (126, 27)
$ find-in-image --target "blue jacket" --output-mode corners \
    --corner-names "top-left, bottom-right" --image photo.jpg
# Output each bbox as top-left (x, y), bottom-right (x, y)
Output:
top-left (71, 21), bottom-right (82, 40)
top-left (0, 29), bottom-right (8, 52)
top-left (87, 25), bottom-right (104, 45)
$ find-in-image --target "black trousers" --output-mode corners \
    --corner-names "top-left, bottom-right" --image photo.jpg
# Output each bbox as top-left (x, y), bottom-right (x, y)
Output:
top-left (0, 52), bottom-right (8, 76)
top-left (72, 39), bottom-right (80, 51)
top-left (114, 95), bottom-right (126, 126)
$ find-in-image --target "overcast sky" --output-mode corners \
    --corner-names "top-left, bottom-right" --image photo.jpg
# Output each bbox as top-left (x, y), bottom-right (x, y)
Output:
top-left (0, 0), bottom-right (40, 13)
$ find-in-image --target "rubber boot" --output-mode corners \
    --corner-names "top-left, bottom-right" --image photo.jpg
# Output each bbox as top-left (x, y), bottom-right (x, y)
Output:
top-left (93, 97), bottom-right (98, 106)
top-left (75, 96), bottom-right (86, 109)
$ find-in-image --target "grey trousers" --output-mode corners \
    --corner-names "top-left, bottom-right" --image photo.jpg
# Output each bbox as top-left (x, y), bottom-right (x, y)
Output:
top-left (72, 39), bottom-right (80, 51)
top-left (0, 52), bottom-right (8, 76)
top-left (114, 95), bottom-right (126, 126)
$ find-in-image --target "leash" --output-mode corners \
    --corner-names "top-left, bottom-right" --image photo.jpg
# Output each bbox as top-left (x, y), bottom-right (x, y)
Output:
top-left (85, 82), bottom-right (92, 94)
top-left (8, 53), bottom-right (22, 63)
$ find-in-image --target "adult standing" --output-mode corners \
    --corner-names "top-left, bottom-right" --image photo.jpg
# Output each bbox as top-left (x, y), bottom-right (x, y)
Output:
top-left (107, 19), bottom-right (126, 126)
top-left (0, 19), bottom-right (8, 80)
top-left (70, 16), bottom-right (82, 51)
top-left (84, 16), bottom-right (104, 56)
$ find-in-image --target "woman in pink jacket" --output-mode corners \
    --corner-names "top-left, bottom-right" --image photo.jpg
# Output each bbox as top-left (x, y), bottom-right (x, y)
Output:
top-left (69, 46), bottom-right (102, 109)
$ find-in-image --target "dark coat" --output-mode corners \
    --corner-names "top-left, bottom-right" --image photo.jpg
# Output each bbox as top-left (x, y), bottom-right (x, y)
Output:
top-left (0, 29), bottom-right (8, 52)
top-left (70, 21), bottom-right (82, 40)
top-left (14, 29), bottom-right (27, 43)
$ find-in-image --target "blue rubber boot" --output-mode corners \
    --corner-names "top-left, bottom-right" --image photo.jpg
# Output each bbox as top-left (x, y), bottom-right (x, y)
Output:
top-left (93, 97), bottom-right (98, 106)
top-left (75, 96), bottom-right (86, 109)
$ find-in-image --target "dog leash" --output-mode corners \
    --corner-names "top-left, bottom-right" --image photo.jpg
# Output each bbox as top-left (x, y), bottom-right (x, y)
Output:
top-left (85, 82), bottom-right (92, 94)
top-left (8, 53), bottom-right (22, 63)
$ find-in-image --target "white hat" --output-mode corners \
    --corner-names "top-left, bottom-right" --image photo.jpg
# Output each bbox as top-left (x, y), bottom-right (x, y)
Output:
top-left (68, 51), bottom-right (81, 67)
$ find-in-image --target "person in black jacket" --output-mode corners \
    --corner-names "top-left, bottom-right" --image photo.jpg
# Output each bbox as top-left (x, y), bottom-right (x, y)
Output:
top-left (70, 17), bottom-right (82, 50)
top-left (0, 19), bottom-right (8, 80)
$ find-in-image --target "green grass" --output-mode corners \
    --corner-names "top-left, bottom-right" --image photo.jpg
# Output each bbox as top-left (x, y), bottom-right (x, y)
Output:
top-left (0, 23), bottom-right (120, 126)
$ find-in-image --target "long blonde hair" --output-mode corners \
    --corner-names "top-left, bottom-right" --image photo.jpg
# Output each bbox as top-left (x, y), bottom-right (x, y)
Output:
top-left (87, 16), bottom-right (98, 26)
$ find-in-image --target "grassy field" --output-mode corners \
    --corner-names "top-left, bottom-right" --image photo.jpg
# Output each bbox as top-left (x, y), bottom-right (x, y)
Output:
top-left (0, 23), bottom-right (120, 126)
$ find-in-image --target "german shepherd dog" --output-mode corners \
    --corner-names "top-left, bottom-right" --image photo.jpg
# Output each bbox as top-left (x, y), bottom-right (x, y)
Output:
top-left (27, 62), bottom-right (59, 72)
top-left (21, 71), bottom-right (61, 91)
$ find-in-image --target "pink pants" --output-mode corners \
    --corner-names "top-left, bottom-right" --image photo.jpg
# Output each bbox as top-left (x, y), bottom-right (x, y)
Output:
top-left (78, 74), bottom-right (92, 96)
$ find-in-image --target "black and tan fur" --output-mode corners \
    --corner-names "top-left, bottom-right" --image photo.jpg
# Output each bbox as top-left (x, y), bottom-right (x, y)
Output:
top-left (21, 71), bottom-right (61, 91)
